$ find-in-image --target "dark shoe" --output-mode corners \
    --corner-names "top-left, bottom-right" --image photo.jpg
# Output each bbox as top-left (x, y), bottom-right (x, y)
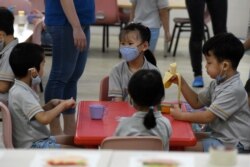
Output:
top-left (192, 76), bottom-right (204, 87)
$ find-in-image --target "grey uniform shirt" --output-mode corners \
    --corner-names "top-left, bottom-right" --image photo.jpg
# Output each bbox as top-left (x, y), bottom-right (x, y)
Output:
top-left (0, 39), bottom-right (18, 104)
top-left (130, 0), bottom-right (168, 28)
top-left (114, 111), bottom-right (172, 150)
top-left (9, 79), bottom-right (50, 148)
top-left (198, 73), bottom-right (250, 149)
top-left (109, 58), bottom-right (158, 101)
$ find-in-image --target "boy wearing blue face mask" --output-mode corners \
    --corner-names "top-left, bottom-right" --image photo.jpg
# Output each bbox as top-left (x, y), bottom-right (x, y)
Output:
top-left (0, 7), bottom-right (18, 105)
top-left (109, 23), bottom-right (158, 101)
top-left (8, 43), bottom-right (77, 148)
top-left (169, 33), bottom-right (250, 153)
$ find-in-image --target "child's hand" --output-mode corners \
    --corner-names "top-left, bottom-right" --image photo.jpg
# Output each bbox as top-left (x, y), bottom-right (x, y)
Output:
top-left (62, 98), bottom-right (76, 109)
top-left (169, 74), bottom-right (180, 85)
top-left (170, 104), bottom-right (183, 120)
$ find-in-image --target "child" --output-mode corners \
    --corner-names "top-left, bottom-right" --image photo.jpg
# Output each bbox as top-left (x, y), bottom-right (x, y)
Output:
top-left (170, 33), bottom-right (250, 153)
top-left (0, 7), bottom-right (18, 105)
top-left (130, 0), bottom-right (171, 52)
top-left (114, 69), bottom-right (172, 150)
top-left (109, 23), bottom-right (158, 101)
top-left (8, 43), bottom-right (76, 148)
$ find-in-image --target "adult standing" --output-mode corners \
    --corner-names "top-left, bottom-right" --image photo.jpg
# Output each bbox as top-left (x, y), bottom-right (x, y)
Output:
top-left (44, 0), bottom-right (95, 135)
top-left (130, 0), bottom-right (171, 53)
top-left (186, 0), bottom-right (227, 87)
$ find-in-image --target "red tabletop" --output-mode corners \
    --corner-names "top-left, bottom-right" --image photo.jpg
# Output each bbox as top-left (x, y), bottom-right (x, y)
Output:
top-left (74, 101), bottom-right (197, 149)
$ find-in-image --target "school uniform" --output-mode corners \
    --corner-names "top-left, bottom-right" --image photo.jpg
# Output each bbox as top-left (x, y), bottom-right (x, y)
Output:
top-left (8, 79), bottom-right (51, 148)
top-left (114, 111), bottom-right (172, 150)
top-left (0, 39), bottom-right (18, 103)
top-left (109, 58), bottom-right (158, 101)
top-left (198, 73), bottom-right (250, 151)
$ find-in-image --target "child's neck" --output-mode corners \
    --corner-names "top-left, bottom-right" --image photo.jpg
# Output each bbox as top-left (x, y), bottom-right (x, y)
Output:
top-left (128, 55), bottom-right (144, 73)
top-left (18, 75), bottom-right (32, 87)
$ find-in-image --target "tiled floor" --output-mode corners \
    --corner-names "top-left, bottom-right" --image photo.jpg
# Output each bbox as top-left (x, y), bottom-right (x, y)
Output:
top-left (0, 27), bottom-right (250, 148)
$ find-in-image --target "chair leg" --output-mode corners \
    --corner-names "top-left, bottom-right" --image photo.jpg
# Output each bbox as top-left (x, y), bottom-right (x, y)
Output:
top-left (168, 24), bottom-right (177, 53)
top-left (102, 26), bottom-right (106, 52)
top-left (106, 25), bottom-right (109, 48)
top-left (173, 25), bottom-right (182, 57)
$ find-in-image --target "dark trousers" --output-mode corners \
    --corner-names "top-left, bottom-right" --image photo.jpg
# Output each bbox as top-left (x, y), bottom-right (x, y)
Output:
top-left (185, 0), bottom-right (227, 77)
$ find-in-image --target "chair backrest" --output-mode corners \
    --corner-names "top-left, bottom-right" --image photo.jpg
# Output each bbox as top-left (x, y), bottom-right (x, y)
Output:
top-left (99, 76), bottom-right (112, 101)
top-left (0, 102), bottom-right (14, 149)
top-left (94, 0), bottom-right (120, 25)
top-left (0, 0), bottom-right (32, 15)
top-left (100, 136), bottom-right (164, 150)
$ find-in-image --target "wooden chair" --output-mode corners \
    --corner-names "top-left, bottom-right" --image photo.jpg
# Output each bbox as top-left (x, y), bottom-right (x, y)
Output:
top-left (100, 136), bottom-right (164, 150)
top-left (0, 102), bottom-right (14, 149)
top-left (99, 76), bottom-right (112, 101)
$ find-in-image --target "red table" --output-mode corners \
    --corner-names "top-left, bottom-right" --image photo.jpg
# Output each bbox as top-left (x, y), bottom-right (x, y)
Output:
top-left (74, 101), bottom-right (197, 149)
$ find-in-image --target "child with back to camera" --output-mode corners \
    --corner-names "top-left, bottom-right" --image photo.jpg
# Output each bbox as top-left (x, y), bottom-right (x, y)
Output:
top-left (109, 23), bottom-right (158, 102)
top-left (114, 69), bottom-right (172, 150)
top-left (169, 33), bottom-right (250, 153)
top-left (8, 43), bottom-right (76, 148)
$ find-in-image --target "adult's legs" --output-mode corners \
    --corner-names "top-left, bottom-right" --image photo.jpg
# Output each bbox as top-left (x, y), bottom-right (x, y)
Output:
top-left (185, 0), bottom-right (205, 87)
top-left (206, 0), bottom-right (227, 35)
top-left (45, 25), bottom-right (90, 135)
top-left (149, 28), bottom-right (160, 53)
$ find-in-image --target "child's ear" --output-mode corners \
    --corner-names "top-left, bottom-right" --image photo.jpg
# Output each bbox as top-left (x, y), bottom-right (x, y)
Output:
top-left (142, 41), bottom-right (149, 51)
top-left (28, 68), bottom-right (38, 77)
top-left (222, 61), bottom-right (230, 70)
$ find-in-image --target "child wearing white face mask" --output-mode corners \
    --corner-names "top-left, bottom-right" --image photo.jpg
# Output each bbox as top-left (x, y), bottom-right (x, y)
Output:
top-left (0, 7), bottom-right (18, 105)
top-left (8, 43), bottom-right (77, 148)
top-left (109, 23), bottom-right (159, 102)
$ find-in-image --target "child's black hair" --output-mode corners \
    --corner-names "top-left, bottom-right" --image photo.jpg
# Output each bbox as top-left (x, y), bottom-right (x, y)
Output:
top-left (9, 43), bottom-right (44, 78)
top-left (0, 7), bottom-right (14, 35)
top-left (120, 23), bottom-right (157, 66)
top-left (202, 32), bottom-right (244, 70)
top-left (128, 69), bottom-right (164, 129)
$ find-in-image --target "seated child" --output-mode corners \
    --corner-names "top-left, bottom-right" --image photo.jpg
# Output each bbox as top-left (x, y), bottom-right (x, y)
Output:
top-left (0, 7), bottom-right (18, 105)
top-left (8, 43), bottom-right (76, 148)
top-left (109, 23), bottom-right (158, 101)
top-left (114, 69), bottom-right (172, 150)
top-left (170, 33), bottom-right (250, 153)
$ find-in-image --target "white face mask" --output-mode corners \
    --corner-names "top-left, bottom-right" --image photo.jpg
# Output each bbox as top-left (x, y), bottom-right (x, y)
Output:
top-left (31, 75), bottom-right (41, 86)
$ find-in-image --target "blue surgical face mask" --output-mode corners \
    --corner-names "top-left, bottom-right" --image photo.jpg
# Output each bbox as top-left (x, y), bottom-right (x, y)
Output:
top-left (119, 46), bottom-right (140, 62)
top-left (31, 75), bottom-right (41, 86)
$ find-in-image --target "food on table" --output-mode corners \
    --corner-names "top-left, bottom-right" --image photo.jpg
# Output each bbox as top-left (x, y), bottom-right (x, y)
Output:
top-left (46, 155), bottom-right (87, 167)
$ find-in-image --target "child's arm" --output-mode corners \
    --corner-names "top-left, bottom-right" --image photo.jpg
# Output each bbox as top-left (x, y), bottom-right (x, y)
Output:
top-left (244, 38), bottom-right (250, 50)
top-left (35, 98), bottom-right (76, 125)
top-left (42, 99), bottom-right (63, 111)
top-left (171, 75), bottom-right (204, 109)
top-left (170, 105), bottom-right (216, 124)
top-left (0, 80), bottom-right (12, 94)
